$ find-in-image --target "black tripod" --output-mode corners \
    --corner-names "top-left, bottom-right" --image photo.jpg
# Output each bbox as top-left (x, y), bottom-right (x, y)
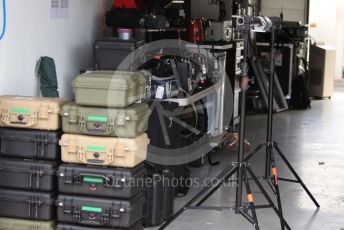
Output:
top-left (232, 22), bottom-right (292, 230)
top-left (239, 21), bottom-right (320, 230)
top-left (159, 17), bottom-right (318, 230)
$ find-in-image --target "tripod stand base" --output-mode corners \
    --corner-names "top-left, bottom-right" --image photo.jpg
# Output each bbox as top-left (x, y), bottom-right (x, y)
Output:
top-left (252, 141), bottom-right (320, 208)
top-left (158, 154), bottom-right (292, 230)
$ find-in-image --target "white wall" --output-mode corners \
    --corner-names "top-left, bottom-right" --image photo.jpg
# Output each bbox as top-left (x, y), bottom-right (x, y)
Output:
top-left (0, 0), bottom-right (110, 99)
top-left (309, 0), bottom-right (343, 80)
top-left (335, 0), bottom-right (344, 78)
top-left (261, 0), bottom-right (306, 23)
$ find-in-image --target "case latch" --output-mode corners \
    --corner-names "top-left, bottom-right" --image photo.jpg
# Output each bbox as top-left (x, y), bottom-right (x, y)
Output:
top-left (67, 139), bottom-right (77, 153)
top-left (28, 197), bottom-right (43, 219)
top-left (111, 207), bottom-right (125, 219)
top-left (29, 166), bottom-right (44, 189)
top-left (101, 210), bottom-right (110, 224)
top-left (78, 116), bottom-right (86, 132)
top-left (38, 105), bottom-right (49, 120)
top-left (61, 168), bottom-right (75, 184)
top-left (116, 113), bottom-right (126, 126)
top-left (106, 119), bottom-right (116, 134)
top-left (68, 110), bottom-right (77, 123)
top-left (78, 148), bottom-right (86, 164)
top-left (73, 207), bottom-right (81, 221)
top-left (116, 143), bottom-right (128, 158)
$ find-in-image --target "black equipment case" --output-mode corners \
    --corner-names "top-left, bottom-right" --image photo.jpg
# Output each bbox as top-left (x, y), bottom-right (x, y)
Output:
top-left (143, 167), bottom-right (175, 227)
top-left (143, 173), bottom-right (163, 226)
top-left (143, 164), bottom-right (176, 227)
top-left (0, 157), bottom-right (58, 191)
top-left (56, 221), bottom-right (143, 230)
top-left (152, 164), bottom-right (191, 197)
top-left (57, 163), bottom-right (146, 199)
top-left (0, 128), bottom-right (61, 160)
top-left (0, 188), bottom-right (56, 220)
top-left (94, 38), bottom-right (144, 70)
top-left (56, 194), bottom-right (144, 228)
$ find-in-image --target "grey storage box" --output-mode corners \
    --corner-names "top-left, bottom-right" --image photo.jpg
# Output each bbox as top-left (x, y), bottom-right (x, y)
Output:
top-left (61, 102), bottom-right (150, 138)
top-left (72, 71), bottom-right (147, 108)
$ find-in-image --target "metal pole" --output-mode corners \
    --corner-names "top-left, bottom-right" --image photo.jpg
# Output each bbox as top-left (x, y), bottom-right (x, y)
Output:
top-left (265, 27), bottom-right (276, 178)
top-left (235, 28), bottom-right (250, 211)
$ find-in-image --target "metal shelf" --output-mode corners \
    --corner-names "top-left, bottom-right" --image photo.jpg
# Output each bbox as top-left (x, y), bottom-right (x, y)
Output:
top-left (186, 44), bottom-right (233, 50)
top-left (163, 81), bottom-right (221, 106)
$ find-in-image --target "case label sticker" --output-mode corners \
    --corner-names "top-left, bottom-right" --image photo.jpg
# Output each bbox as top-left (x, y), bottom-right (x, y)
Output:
top-left (10, 108), bottom-right (31, 114)
top-left (81, 206), bottom-right (102, 213)
top-left (83, 177), bottom-right (104, 184)
top-left (87, 116), bottom-right (108, 122)
top-left (87, 146), bottom-right (106, 152)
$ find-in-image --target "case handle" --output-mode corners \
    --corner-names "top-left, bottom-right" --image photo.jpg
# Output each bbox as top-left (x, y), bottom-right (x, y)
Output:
top-left (72, 207), bottom-right (118, 225)
top-left (73, 173), bottom-right (118, 188)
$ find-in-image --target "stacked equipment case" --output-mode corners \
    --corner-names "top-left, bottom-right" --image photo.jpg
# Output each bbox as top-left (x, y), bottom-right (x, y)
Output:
top-left (57, 71), bottom-right (149, 230)
top-left (0, 95), bottom-right (69, 229)
top-left (92, 38), bottom-right (179, 227)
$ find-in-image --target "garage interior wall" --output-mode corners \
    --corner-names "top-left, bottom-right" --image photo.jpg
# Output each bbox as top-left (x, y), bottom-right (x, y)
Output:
top-left (309, 0), bottom-right (344, 80)
top-left (0, 0), bottom-right (111, 99)
top-left (260, 0), bottom-right (306, 23)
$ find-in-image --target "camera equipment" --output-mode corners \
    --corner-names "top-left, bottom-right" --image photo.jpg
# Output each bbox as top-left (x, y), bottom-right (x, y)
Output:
top-left (205, 21), bottom-right (233, 42)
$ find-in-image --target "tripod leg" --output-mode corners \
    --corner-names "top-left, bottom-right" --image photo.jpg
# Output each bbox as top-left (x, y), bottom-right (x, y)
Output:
top-left (242, 166), bottom-right (260, 230)
top-left (236, 163), bottom-right (244, 213)
top-left (270, 153), bottom-right (285, 230)
top-left (274, 144), bottom-right (320, 208)
top-left (246, 166), bottom-right (292, 230)
top-left (245, 143), bottom-right (265, 162)
top-left (265, 143), bottom-right (272, 178)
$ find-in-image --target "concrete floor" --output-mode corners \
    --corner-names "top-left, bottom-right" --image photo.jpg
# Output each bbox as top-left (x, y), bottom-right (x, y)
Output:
top-left (147, 85), bottom-right (344, 230)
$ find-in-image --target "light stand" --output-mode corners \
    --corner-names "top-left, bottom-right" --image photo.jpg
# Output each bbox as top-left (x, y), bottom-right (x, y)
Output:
top-left (240, 15), bottom-right (320, 229)
top-left (159, 15), bottom-right (319, 230)
top-left (232, 17), bottom-right (291, 230)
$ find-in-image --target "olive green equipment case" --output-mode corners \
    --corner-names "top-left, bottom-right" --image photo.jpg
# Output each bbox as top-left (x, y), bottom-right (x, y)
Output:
top-left (0, 217), bottom-right (55, 230)
top-left (72, 71), bottom-right (147, 108)
top-left (59, 134), bottom-right (149, 168)
top-left (61, 102), bottom-right (150, 138)
top-left (0, 95), bottom-right (68, 130)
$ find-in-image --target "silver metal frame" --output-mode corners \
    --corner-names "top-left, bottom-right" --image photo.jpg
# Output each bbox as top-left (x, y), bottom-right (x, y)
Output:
top-left (256, 42), bottom-right (294, 99)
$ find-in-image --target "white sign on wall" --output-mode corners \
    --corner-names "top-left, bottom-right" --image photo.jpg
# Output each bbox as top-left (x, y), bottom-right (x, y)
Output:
top-left (50, 0), bottom-right (69, 19)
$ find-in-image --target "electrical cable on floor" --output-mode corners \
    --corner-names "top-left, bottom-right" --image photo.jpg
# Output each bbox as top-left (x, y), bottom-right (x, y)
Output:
top-left (0, 0), bottom-right (6, 41)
